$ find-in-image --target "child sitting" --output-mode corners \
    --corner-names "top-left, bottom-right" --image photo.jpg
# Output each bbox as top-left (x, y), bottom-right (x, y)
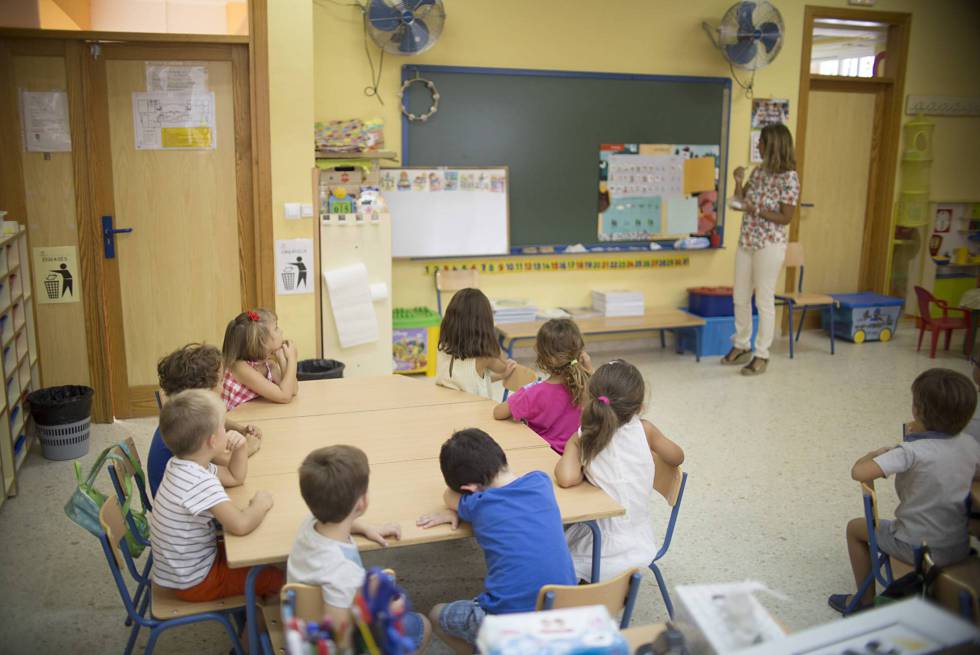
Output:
top-left (417, 428), bottom-right (576, 653)
top-left (221, 308), bottom-right (298, 410)
top-left (150, 389), bottom-right (282, 601)
top-left (555, 360), bottom-right (684, 582)
top-left (493, 318), bottom-right (591, 453)
top-left (829, 368), bottom-right (980, 615)
top-left (435, 289), bottom-right (517, 399)
top-left (148, 343), bottom-right (263, 496)
top-left (288, 446), bottom-right (430, 653)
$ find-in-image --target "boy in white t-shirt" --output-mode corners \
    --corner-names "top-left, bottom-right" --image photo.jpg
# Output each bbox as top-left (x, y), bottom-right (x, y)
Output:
top-left (287, 445), bottom-right (430, 653)
top-left (829, 368), bottom-right (980, 615)
top-left (150, 389), bottom-right (282, 602)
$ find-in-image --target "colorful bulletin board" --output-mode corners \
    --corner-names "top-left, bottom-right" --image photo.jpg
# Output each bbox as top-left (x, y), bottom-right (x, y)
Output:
top-left (599, 143), bottom-right (719, 241)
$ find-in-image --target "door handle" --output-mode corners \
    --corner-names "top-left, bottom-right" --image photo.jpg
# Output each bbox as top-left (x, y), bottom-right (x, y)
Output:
top-left (800, 203), bottom-right (815, 208)
top-left (102, 215), bottom-right (133, 259)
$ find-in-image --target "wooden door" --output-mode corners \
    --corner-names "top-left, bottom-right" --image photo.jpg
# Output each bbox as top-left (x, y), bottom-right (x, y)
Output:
top-left (86, 44), bottom-right (257, 417)
top-left (798, 89), bottom-right (877, 295)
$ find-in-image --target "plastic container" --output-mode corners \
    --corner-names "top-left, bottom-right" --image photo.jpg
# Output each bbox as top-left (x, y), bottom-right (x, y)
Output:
top-left (393, 307), bottom-right (441, 376)
top-left (897, 190), bottom-right (929, 228)
top-left (687, 287), bottom-right (756, 317)
top-left (27, 385), bottom-right (93, 460)
top-left (899, 159), bottom-right (931, 193)
top-left (677, 310), bottom-right (759, 357)
top-left (296, 359), bottom-right (345, 381)
top-left (822, 293), bottom-right (904, 343)
top-left (902, 116), bottom-right (934, 161)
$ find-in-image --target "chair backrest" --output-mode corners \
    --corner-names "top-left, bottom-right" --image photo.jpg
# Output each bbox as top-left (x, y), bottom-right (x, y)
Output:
top-left (913, 286), bottom-right (934, 319)
top-left (435, 269), bottom-right (480, 315)
top-left (535, 569), bottom-right (642, 629)
top-left (784, 242), bottom-right (804, 268)
top-left (99, 495), bottom-right (130, 570)
top-left (107, 437), bottom-right (152, 514)
top-left (281, 583), bottom-right (326, 621)
top-left (652, 451), bottom-right (683, 507)
top-left (861, 481), bottom-right (880, 529)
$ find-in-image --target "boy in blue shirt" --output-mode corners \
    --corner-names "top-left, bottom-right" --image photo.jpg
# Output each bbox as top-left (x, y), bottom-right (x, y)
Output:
top-left (417, 428), bottom-right (576, 653)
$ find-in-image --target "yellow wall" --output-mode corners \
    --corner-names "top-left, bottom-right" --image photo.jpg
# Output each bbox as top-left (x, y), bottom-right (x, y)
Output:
top-left (262, 0), bottom-right (980, 342)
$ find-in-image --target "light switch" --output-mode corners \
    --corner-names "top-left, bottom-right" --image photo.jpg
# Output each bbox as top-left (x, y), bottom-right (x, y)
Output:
top-left (284, 202), bottom-right (302, 219)
top-left (301, 203), bottom-right (314, 217)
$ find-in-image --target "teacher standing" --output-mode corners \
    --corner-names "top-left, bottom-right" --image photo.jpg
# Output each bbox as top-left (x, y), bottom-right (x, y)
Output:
top-left (722, 124), bottom-right (800, 376)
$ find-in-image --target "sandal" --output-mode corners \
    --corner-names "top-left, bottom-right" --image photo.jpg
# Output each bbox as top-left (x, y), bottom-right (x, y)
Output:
top-left (827, 593), bottom-right (873, 616)
top-left (740, 356), bottom-right (768, 376)
top-left (721, 347), bottom-right (752, 365)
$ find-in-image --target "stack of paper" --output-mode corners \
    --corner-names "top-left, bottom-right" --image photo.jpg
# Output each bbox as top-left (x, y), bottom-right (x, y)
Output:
top-left (592, 290), bottom-right (644, 317)
top-left (476, 605), bottom-right (629, 655)
top-left (492, 299), bottom-right (538, 324)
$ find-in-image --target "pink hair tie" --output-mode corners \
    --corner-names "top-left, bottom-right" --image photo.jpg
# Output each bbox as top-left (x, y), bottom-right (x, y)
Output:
top-left (597, 395), bottom-right (610, 405)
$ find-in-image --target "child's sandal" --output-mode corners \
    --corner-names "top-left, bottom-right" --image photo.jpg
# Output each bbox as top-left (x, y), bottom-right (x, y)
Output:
top-left (721, 347), bottom-right (752, 365)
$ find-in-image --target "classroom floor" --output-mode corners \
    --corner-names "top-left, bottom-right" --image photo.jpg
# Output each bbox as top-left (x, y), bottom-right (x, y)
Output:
top-left (0, 326), bottom-right (973, 654)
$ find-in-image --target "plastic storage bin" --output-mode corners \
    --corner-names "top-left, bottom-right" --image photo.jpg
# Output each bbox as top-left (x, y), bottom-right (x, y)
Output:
top-left (688, 287), bottom-right (756, 317)
top-left (822, 293), bottom-right (904, 343)
top-left (677, 309), bottom-right (759, 357)
top-left (296, 359), bottom-right (345, 381)
top-left (27, 385), bottom-right (93, 460)
top-left (393, 307), bottom-right (441, 376)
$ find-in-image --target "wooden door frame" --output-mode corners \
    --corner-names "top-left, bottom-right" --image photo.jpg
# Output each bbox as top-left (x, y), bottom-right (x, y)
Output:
top-left (0, 24), bottom-right (277, 421)
top-left (791, 6), bottom-right (911, 296)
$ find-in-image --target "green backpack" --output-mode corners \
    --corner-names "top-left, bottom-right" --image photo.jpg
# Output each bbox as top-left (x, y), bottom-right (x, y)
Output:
top-left (64, 440), bottom-right (150, 558)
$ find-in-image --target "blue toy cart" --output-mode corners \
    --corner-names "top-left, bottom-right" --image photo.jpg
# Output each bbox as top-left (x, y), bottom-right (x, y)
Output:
top-left (823, 293), bottom-right (905, 343)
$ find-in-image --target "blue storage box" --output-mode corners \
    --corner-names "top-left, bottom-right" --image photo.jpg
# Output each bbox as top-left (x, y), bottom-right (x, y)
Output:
top-left (688, 287), bottom-right (757, 317)
top-left (822, 292), bottom-right (904, 343)
top-left (678, 309), bottom-right (759, 357)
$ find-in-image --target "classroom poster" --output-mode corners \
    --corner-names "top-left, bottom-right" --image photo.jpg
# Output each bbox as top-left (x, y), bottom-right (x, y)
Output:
top-left (750, 98), bottom-right (789, 163)
top-left (598, 143), bottom-right (720, 241)
top-left (33, 245), bottom-right (79, 304)
top-left (275, 239), bottom-right (313, 295)
top-left (131, 91), bottom-right (216, 150)
top-left (145, 62), bottom-right (209, 94)
top-left (19, 91), bottom-right (71, 153)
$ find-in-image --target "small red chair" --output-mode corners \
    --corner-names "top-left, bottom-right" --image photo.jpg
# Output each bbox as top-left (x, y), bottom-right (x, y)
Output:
top-left (914, 286), bottom-right (972, 358)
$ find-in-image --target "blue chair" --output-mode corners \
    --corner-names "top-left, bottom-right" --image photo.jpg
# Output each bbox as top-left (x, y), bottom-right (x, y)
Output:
top-left (774, 242), bottom-right (836, 358)
top-left (536, 568), bottom-right (643, 629)
top-left (97, 496), bottom-right (247, 655)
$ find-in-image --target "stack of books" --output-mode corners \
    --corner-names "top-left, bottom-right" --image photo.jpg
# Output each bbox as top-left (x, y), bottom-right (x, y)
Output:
top-left (592, 290), bottom-right (644, 317)
top-left (492, 299), bottom-right (538, 324)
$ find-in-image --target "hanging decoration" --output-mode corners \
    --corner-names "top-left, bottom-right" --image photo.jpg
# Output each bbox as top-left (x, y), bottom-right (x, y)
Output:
top-left (400, 76), bottom-right (439, 122)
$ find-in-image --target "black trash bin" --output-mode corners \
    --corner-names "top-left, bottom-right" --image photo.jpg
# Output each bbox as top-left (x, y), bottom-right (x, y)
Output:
top-left (27, 385), bottom-right (93, 460)
top-left (297, 359), bottom-right (345, 382)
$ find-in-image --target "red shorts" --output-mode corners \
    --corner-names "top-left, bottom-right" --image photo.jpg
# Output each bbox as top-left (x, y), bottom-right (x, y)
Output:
top-left (175, 545), bottom-right (283, 603)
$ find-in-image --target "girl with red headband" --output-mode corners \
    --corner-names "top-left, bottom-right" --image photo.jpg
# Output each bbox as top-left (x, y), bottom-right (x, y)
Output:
top-left (554, 359), bottom-right (684, 581)
top-left (220, 308), bottom-right (298, 410)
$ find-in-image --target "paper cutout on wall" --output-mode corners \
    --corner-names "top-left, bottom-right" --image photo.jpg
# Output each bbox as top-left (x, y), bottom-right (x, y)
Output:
top-left (665, 196), bottom-right (699, 235)
top-left (323, 263), bottom-right (378, 348)
top-left (422, 254), bottom-right (690, 275)
top-left (275, 238), bottom-right (313, 295)
top-left (683, 157), bottom-right (716, 195)
top-left (34, 245), bottom-right (79, 304)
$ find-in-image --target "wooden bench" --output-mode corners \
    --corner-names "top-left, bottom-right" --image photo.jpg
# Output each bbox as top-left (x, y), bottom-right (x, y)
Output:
top-left (497, 307), bottom-right (707, 362)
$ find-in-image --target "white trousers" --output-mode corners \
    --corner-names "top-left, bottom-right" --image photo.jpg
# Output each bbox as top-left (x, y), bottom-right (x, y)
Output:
top-left (732, 243), bottom-right (786, 359)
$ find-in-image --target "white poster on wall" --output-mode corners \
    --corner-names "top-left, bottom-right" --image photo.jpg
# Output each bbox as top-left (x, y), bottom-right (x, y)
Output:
top-left (146, 61), bottom-right (209, 94)
top-left (20, 90), bottom-right (72, 152)
top-left (132, 91), bottom-right (216, 150)
top-left (275, 238), bottom-right (313, 295)
top-left (750, 98), bottom-right (789, 163)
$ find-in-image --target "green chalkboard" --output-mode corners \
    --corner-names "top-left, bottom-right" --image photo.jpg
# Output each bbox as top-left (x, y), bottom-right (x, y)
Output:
top-left (401, 65), bottom-right (731, 253)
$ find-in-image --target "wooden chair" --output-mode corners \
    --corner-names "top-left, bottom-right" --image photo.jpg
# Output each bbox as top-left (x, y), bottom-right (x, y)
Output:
top-left (914, 285), bottom-right (972, 358)
top-left (434, 269), bottom-right (479, 315)
top-left (97, 496), bottom-right (247, 655)
top-left (930, 554), bottom-right (980, 625)
top-left (536, 568), bottom-right (643, 629)
top-left (774, 242), bottom-right (837, 358)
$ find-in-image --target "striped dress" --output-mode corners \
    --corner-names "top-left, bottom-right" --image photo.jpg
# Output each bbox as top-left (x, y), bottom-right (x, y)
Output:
top-left (149, 458), bottom-right (229, 589)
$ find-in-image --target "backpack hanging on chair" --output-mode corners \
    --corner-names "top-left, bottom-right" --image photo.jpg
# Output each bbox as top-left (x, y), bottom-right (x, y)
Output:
top-left (64, 441), bottom-right (149, 557)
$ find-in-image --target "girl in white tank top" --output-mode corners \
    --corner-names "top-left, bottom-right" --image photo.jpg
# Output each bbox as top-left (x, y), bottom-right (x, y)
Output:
top-left (555, 360), bottom-right (685, 581)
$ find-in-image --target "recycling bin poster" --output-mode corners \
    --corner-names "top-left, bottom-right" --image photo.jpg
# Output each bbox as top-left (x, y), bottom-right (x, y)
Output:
top-left (275, 238), bottom-right (313, 295)
top-left (33, 245), bottom-right (79, 304)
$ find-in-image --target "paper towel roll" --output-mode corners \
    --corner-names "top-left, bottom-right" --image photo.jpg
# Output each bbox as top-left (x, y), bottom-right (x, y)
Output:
top-left (369, 282), bottom-right (388, 302)
top-left (323, 262), bottom-right (378, 348)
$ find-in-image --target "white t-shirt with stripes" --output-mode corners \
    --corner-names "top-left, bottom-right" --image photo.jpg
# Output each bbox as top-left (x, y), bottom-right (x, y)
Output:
top-left (150, 458), bottom-right (229, 589)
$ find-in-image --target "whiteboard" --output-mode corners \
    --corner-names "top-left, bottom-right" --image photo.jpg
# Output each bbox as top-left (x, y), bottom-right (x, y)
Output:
top-left (382, 167), bottom-right (509, 258)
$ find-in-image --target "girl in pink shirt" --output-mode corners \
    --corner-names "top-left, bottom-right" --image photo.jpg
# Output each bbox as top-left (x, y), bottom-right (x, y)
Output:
top-left (493, 319), bottom-right (591, 453)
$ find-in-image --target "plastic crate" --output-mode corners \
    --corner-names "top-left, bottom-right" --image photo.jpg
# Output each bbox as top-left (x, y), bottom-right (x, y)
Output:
top-left (677, 309), bottom-right (759, 357)
top-left (822, 293), bottom-right (904, 343)
top-left (393, 307), bottom-right (441, 376)
top-left (688, 287), bottom-right (757, 317)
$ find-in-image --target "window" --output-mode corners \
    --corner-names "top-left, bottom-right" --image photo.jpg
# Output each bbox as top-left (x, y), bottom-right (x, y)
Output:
top-left (810, 18), bottom-right (888, 78)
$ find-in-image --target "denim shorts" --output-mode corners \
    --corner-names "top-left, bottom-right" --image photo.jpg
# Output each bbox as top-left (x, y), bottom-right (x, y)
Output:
top-left (401, 611), bottom-right (427, 650)
top-left (438, 599), bottom-right (486, 645)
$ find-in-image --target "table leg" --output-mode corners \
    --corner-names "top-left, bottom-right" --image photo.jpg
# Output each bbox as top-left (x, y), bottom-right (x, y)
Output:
top-left (659, 330), bottom-right (666, 349)
top-left (694, 327), bottom-right (701, 363)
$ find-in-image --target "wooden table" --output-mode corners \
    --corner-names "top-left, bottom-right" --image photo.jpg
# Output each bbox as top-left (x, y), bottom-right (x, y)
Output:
top-left (224, 376), bottom-right (624, 568)
top-left (497, 307), bottom-right (707, 361)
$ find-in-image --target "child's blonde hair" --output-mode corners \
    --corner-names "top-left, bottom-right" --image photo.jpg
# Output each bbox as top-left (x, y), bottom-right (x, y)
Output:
top-left (579, 360), bottom-right (644, 466)
top-left (222, 308), bottom-right (277, 368)
top-left (535, 319), bottom-right (590, 407)
top-left (159, 389), bottom-right (225, 457)
top-left (759, 124), bottom-right (796, 174)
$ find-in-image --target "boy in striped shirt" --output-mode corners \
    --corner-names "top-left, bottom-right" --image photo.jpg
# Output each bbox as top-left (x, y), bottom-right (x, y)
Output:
top-left (150, 389), bottom-right (283, 601)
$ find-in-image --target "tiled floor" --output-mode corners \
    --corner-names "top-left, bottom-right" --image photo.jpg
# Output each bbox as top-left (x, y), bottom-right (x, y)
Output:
top-left (0, 327), bottom-right (972, 654)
